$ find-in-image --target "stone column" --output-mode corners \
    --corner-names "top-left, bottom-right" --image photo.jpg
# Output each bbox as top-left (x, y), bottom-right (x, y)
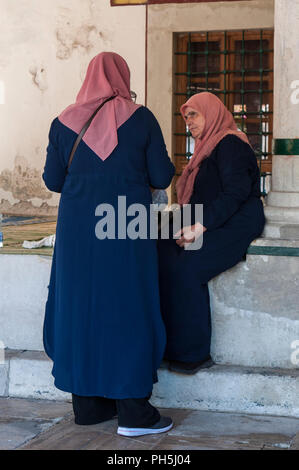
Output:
top-left (263, 0), bottom-right (299, 239)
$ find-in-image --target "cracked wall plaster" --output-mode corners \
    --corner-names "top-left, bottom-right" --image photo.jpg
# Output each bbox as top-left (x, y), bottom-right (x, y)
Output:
top-left (0, 156), bottom-right (51, 201)
top-left (29, 66), bottom-right (48, 92)
top-left (0, 199), bottom-right (58, 216)
top-left (56, 23), bottom-right (98, 60)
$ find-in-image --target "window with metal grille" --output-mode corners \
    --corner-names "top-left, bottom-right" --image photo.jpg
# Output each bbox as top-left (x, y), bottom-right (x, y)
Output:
top-left (173, 30), bottom-right (274, 202)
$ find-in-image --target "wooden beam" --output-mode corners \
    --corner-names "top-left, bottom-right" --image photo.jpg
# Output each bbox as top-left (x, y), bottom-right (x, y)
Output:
top-left (111, 0), bottom-right (250, 6)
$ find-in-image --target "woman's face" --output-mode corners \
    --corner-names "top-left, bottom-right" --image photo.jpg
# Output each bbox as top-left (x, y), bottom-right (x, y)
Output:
top-left (183, 106), bottom-right (205, 139)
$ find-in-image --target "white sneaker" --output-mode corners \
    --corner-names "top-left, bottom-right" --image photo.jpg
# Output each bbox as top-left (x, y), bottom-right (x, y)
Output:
top-left (117, 416), bottom-right (173, 437)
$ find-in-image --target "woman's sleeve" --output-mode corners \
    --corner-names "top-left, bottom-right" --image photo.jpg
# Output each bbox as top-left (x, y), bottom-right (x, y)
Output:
top-left (145, 110), bottom-right (175, 189)
top-left (42, 119), bottom-right (68, 193)
top-left (202, 135), bottom-right (259, 231)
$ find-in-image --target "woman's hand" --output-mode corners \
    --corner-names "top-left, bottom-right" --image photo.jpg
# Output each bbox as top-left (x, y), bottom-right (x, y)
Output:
top-left (174, 222), bottom-right (207, 248)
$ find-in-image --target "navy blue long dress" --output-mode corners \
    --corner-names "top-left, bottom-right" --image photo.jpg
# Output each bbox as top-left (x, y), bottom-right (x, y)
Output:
top-left (157, 134), bottom-right (265, 362)
top-left (42, 106), bottom-right (175, 398)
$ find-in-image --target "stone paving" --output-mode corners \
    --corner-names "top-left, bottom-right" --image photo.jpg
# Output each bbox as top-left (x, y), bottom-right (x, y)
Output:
top-left (0, 397), bottom-right (299, 450)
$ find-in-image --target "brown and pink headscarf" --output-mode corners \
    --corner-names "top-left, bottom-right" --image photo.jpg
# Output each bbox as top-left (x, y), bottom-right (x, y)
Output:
top-left (176, 92), bottom-right (251, 205)
top-left (59, 52), bottom-right (141, 161)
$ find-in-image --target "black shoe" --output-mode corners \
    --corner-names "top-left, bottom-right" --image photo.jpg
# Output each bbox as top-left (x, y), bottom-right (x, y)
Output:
top-left (117, 416), bottom-right (173, 437)
top-left (169, 356), bottom-right (214, 375)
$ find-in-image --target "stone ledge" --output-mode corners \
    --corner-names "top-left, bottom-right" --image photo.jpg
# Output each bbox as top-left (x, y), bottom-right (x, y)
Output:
top-left (0, 349), bottom-right (70, 401)
top-left (1, 350), bottom-right (298, 418)
top-left (253, 237), bottom-right (299, 248)
top-left (1, 251), bottom-right (299, 369)
top-left (252, 236), bottom-right (299, 254)
top-left (262, 222), bottom-right (299, 240)
top-left (153, 365), bottom-right (299, 418)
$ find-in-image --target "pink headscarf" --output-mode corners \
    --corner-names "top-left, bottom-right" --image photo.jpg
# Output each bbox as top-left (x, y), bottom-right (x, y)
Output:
top-left (58, 52), bottom-right (141, 160)
top-left (176, 92), bottom-right (251, 205)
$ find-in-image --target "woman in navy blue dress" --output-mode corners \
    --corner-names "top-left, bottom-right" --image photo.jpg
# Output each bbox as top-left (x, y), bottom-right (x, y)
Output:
top-left (42, 52), bottom-right (175, 436)
top-left (158, 92), bottom-right (265, 375)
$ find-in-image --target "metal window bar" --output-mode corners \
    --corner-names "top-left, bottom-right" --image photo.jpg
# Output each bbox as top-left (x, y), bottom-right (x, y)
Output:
top-left (174, 29), bottom-right (274, 198)
top-left (186, 33), bottom-right (192, 158)
top-left (174, 89), bottom-right (273, 95)
top-left (174, 48), bottom-right (274, 56)
top-left (258, 30), bottom-right (264, 192)
top-left (241, 30), bottom-right (245, 133)
top-left (223, 31), bottom-right (227, 107)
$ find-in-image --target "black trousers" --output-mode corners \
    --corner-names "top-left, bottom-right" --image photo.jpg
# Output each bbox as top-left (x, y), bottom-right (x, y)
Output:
top-left (72, 393), bottom-right (160, 427)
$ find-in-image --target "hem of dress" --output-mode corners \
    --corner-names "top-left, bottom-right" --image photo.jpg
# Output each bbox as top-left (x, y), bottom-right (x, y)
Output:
top-left (52, 375), bottom-right (158, 400)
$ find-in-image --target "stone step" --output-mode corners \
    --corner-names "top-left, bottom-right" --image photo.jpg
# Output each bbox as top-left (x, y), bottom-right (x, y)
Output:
top-left (1, 251), bottom-right (299, 369)
top-left (1, 350), bottom-right (298, 418)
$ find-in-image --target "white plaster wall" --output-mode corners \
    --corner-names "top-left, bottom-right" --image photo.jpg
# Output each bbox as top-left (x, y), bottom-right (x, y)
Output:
top-left (273, 0), bottom-right (299, 139)
top-left (0, 0), bottom-right (145, 214)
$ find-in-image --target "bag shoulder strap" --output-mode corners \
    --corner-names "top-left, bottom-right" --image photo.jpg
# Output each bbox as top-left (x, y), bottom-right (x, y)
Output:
top-left (67, 95), bottom-right (116, 171)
